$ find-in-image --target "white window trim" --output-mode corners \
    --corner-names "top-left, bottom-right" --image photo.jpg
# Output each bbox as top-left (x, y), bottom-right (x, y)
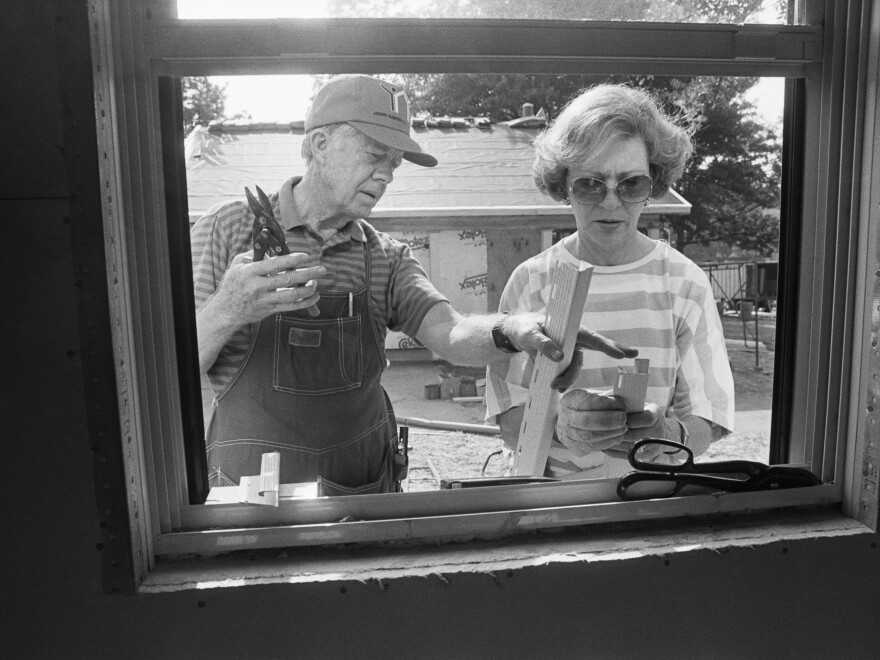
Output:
top-left (88, 0), bottom-right (880, 588)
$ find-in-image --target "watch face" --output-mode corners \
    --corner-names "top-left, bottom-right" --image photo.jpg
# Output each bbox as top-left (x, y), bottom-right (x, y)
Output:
top-left (492, 316), bottom-right (518, 353)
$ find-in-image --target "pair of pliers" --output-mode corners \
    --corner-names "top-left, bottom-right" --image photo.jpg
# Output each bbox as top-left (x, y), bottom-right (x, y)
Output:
top-left (246, 185), bottom-right (290, 261)
top-left (246, 185), bottom-right (320, 317)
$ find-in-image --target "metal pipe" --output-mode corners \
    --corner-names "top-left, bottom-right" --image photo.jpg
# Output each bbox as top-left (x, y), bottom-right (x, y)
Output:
top-left (396, 415), bottom-right (501, 436)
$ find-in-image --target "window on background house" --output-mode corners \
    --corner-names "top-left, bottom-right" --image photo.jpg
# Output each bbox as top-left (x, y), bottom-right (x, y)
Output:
top-left (90, 0), bottom-right (878, 584)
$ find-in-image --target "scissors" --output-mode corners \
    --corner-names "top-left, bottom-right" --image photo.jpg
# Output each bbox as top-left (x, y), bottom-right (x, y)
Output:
top-left (245, 185), bottom-right (319, 317)
top-left (616, 438), bottom-right (820, 501)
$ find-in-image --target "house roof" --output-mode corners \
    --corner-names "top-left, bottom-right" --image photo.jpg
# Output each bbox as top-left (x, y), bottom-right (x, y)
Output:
top-left (185, 118), bottom-right (691, 221)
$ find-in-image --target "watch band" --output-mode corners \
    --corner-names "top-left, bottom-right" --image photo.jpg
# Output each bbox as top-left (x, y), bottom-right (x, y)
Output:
top-left (669, 417), bottom-right (690, 447)
top-left (491, 313), bottom-right (520, 354)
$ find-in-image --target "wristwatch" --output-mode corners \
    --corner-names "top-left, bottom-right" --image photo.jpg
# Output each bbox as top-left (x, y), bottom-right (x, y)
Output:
top-left (491, 313), bottom-right (520, 354)
top-left (669, 417), bottom-right (690, 447)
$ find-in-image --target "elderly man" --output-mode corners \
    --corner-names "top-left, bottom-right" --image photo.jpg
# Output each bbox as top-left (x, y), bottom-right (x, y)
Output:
top-left (192, 74), bottom-right (635, 495)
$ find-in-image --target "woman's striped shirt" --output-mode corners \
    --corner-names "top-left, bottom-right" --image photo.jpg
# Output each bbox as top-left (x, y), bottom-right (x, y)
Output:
top-left (485, 239), bottom-right (734, 478)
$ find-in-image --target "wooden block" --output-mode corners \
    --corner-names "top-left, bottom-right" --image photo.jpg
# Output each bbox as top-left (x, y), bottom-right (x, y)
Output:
top-left (238, 451), bottom-right (280, 506)
top-left (613, 358), bottom-right (650, 412)
top-left (513, 261), bottom-right (593, 476)
top-left (258, 451), bottom-right (280, 497)
top-left (439, 377), bottom-right (450, 399)
top-left (459, 378), bottom-right (477, 397)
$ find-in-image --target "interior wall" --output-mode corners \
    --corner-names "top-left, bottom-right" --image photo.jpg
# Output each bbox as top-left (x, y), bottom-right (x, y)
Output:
top-left (4, 2), bottom-right (880, 658)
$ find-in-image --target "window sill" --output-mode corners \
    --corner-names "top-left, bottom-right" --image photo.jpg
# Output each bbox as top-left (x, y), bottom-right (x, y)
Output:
top-left (162, 479), bottom-right (841, 554)
top-left (141, 506), bottom-right (867, 594)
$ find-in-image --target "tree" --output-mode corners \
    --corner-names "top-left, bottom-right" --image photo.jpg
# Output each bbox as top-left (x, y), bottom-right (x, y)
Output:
top-left (181, 76), bottom-right (227, 135)
top-left (397, 73), bottom-right (600, 121)
top-left (670, 76), bottom-right (781, 258)
top-left (327, 0), bottom-right (772, 22)
top-left (327, 0), bottom-right (650, 20)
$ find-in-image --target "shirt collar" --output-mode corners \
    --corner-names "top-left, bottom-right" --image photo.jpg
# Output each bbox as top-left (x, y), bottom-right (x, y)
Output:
top-left (277, 176), bottom-right (366, 243)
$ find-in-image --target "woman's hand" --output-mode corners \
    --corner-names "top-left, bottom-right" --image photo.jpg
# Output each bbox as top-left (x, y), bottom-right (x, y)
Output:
top-left (603, 403), bottom-right (674, 461)
top-left (555, 391), bottom-right (677, 461)
top-left (554, 388), bottom-right (628, 456)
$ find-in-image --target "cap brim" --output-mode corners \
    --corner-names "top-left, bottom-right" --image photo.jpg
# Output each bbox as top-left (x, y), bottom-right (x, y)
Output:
top-left (349, 121), bottom-right (438, 168)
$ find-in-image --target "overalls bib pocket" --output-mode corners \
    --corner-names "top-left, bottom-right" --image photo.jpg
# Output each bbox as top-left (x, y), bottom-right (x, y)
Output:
top-left (273, 313), bottom-right (363, 394)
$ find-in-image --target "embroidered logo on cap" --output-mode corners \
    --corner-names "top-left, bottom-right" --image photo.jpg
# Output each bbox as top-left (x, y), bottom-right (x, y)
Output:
top-left (380, 83), bottom-right (407, 115)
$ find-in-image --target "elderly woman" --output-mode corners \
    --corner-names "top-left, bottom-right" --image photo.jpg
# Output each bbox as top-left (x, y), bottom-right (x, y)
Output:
top-left (486, 84), bottom-right (735, 479)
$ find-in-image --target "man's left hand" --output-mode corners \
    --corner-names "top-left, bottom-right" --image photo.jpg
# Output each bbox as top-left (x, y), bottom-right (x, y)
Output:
top-left (502, 312), bottom-right (639, 364)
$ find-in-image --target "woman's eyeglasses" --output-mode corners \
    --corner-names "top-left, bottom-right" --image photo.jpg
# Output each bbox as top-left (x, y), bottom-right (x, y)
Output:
top-left (568, 174), bottom-right (653, 205)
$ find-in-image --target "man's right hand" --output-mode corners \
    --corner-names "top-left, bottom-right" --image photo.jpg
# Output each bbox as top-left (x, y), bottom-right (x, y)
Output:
top-left (196, 252), bottom-right (326, 373)
top-left (211, 252), bottom-right (326, 326)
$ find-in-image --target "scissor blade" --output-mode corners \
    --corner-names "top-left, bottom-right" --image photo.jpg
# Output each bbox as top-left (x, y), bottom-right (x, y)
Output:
top-left (245, 186), bottom-right (263, 216)
top-left (255, 185), bottom-right (275, 218)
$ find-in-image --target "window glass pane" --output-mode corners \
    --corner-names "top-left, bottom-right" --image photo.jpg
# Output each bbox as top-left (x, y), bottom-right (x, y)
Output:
top-left (177, 0), bottom-right (794, 24)
top-left (185, 73), bottom-right (783, 496)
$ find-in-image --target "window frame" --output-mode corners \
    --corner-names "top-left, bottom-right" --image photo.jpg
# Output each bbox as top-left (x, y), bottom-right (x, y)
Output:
top-left (88, 0), bottom-right (880, 587)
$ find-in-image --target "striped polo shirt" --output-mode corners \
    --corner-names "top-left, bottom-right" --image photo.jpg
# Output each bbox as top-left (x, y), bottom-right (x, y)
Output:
top-left (191, 177), bottom-right (448, 395)
top-left (485, 239), bottom-right (734, 478)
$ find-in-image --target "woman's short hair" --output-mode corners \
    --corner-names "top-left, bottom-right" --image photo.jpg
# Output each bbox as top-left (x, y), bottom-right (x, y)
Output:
top-left (300, 122), bottom-right (358, 163)
top-left (532, 84), bottom-right (694, 203)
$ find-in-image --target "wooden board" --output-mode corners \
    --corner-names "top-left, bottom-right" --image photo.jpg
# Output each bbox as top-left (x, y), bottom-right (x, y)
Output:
top-left (513, 261), bottom-right (593, 476)
top-left (238, 452), bottom-right (281, 506)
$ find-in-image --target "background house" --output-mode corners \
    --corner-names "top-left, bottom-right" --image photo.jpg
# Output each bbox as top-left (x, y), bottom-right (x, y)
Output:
top-left (185, 109), bottom-right (691, 352)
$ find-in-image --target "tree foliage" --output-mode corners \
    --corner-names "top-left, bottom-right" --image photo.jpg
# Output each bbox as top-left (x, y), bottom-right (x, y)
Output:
top-left (182, 77), bottom-right (227, 135)
top-left (325, 0), bottom-right (774, 21)
top-left (326, 0), bottom-right (647, 20)
top-left (398, 73), bottom-right (598, 122)
top-left (666, 77), bottom-right (781, 258)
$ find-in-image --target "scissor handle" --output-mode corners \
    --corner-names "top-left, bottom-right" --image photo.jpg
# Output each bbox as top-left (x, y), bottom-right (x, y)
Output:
top-left (628, 438), bottom-right (694, 471)
top-left (617, 471), bottom-right (685, 500)
top-left (745, 465), bottom-right (821, 490)
top-left (617, 464), bottom-right (821, 501)
top-left (627, 438), bottom-right (767, 478)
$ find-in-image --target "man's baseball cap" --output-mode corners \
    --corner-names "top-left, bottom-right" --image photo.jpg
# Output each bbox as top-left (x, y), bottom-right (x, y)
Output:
top-left (305, 74), bottom-right (437, 168)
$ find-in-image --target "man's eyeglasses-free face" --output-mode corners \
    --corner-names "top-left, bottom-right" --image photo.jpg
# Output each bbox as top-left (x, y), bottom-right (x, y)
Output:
top-left (568, 174), bottom-right (653, 205)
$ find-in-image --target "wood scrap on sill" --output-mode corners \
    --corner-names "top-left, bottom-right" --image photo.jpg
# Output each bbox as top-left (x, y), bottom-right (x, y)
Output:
top-left (613, 357), bottom-right (650, 412)
top-left (238, 451), bottom-right (281, 506)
